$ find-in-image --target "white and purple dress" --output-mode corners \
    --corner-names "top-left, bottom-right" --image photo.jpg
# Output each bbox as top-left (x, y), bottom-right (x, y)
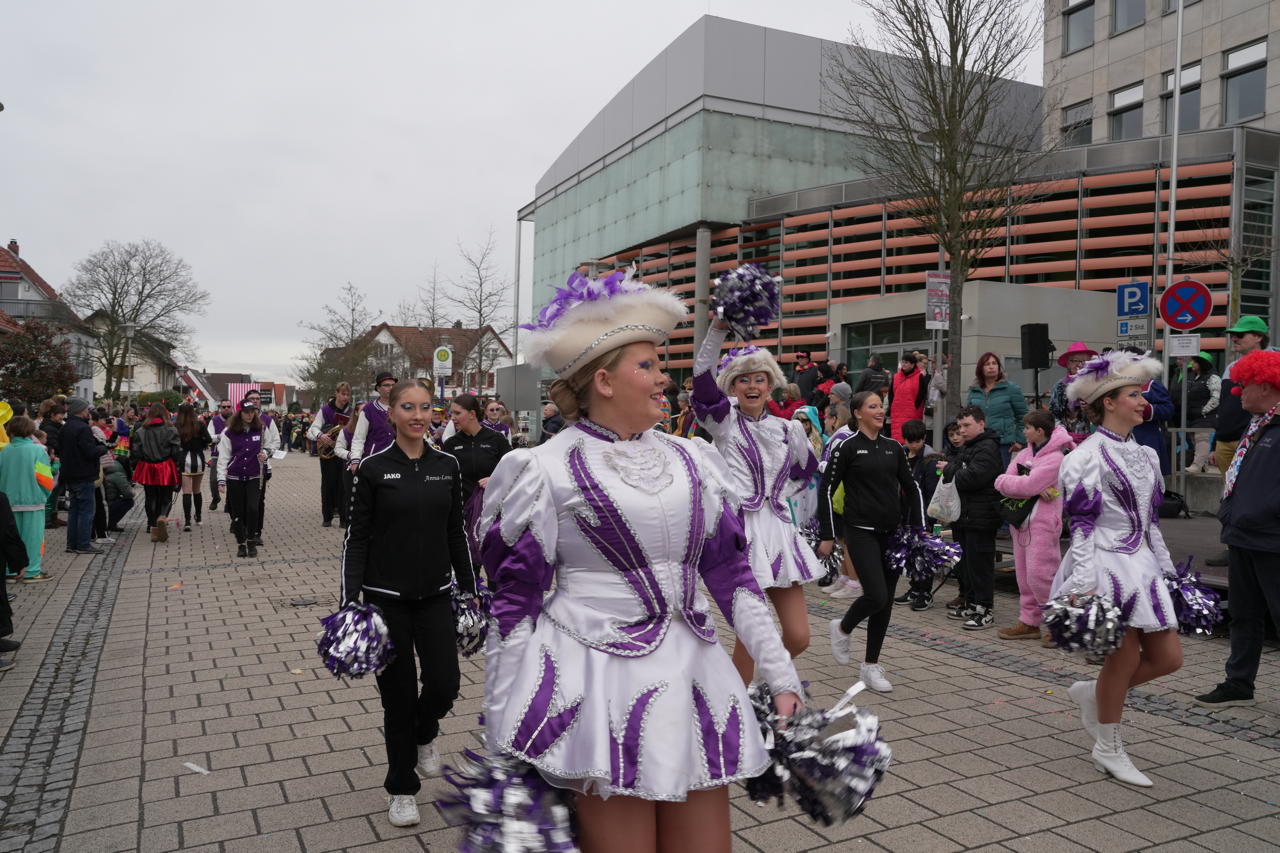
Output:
top-left (691, 327), bottom-right (822, 588)
top-left (1050, 427), bottom-right (1177, 631)
top-left (479, 420), bottom-right (802, 801)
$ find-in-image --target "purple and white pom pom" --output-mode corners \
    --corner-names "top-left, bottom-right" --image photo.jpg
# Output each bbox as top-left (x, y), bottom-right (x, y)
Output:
top-left (711, 263), bottom-right (781, 340)
top-left (746, 681), bottom-right (891, 825)
top-left (1041, 594), bottom-right (1126, 656)
top-left (316, 602), bottom-right (395, 678)
top-left (1166, 557), bottom-right (1223, 636)
top-left (802, 520), bottom-right (843, 577)
top-left (441, 750), bottom-right (578, 853)
top-left (452, 578), bottom-right (492, 657)
top-left (884, 526), bottom-right (962, 583)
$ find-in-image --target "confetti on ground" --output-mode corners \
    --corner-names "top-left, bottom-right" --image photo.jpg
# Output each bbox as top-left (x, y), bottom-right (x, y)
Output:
top-left (1045, 689), bottom-right (1054, 694)
top-left (289, 669), bottom-right (304, 675)
top-left (167, 582), bottom-right (183, 590)
top-left (182, 762), bottom-right (209, 775)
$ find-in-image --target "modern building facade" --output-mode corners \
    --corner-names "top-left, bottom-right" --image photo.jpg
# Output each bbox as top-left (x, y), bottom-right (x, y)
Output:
top-left (1047, 0), bottom-right (1280, 145)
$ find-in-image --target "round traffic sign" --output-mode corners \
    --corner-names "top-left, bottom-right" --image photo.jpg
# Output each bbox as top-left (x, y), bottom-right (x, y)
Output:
top-left (1158, 279), bottom-right (1212, 332)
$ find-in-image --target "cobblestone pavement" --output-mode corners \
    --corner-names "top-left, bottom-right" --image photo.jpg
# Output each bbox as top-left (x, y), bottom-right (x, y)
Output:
top-left (1, 452), bottom-right (1278, 852)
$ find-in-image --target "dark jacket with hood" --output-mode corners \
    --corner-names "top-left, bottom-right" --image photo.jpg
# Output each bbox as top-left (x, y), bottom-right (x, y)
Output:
top-left (1219, 418), bottom-right (1280, 552)
top-left (943, 427), bottom-right (1003, 530)
top-left (58, 415), bottom-right (107, 484)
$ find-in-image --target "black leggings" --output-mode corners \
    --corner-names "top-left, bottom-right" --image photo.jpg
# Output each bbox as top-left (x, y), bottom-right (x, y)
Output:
top-left (319, 456), bottom-right (346, 524)
top-left (182, 493), bottom-right (204, 524)
top-left (371, 593), bottom-right (459, 795)
top-left (143, 485), bottom-right (173, 528)
top-left (839, 526), bottom-right (898, 664)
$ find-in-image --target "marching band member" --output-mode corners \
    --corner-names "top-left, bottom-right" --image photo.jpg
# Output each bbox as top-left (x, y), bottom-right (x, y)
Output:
top-left (481, 399), bottom-right (512, 445)
top-left (307, 381), bottom-right (353, 527)
top-left (207, 399), bottom-right (232, 511)
top-left (217, 400), bottom-right (267, 558)
top-left (691, 318), bottom-right (822, 684)
top-left (481, 268), bottom-right (800, 852)
top-left (242, 389), bottom-right (280, 546)
top-left (340, 378), bottom-right (475, 828)
top-left (348, 372), bottom-right (398, 469)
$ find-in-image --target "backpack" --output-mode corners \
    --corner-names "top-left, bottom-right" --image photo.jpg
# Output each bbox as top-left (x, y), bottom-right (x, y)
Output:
top-left (1158, 489), bottom-right (1191, 520)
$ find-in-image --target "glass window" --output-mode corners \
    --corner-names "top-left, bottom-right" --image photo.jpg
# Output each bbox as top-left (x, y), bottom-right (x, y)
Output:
top-left (1113, 0), bottom-right (1144, 33)
top-left (1064, 2), bottom-right (1094, 54)
top-left (1226, 41), bottom-right (1267, 71)
top-left (1162, 63), bottom-right (1201, 90)
top-left (1109, 83), bottom-right (1144, 141)
top-left (1163, 0), bottom-right (1201, 11)
top-left (1162, 87), bottom-right (1201, 132)
top-left (1225, 65), bottom-right (1266, 122)
top-left (1062, 100), bottom-right (1093, 146)
top-left (1111, 83), bottom-right (1143, 109)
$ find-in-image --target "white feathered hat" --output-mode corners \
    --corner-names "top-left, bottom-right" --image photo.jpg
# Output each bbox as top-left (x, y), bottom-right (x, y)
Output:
top-left (521, 267), bottom-right (687, 378)
top-left (1066, 349), bottom-right (1163, 404)
top-left (716, 345), bottom-right (786, 394)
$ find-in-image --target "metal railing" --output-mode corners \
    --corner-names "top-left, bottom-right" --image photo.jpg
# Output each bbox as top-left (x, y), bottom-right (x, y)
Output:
top-left (1167, 426), bottom-right (1219, 504)
top-left (0, 297), bottom-right (81, 325)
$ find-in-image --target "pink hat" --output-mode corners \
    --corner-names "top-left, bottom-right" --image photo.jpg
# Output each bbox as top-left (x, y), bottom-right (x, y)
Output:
top-left (1057, 341), bottom-right (1098, 368)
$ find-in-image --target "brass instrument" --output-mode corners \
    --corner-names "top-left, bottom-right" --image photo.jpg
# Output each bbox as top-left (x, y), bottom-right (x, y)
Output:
top-left (316, 423), bottom-right (346, 459)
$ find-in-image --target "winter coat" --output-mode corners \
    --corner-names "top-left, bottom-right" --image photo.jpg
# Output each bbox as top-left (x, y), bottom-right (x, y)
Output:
top-left (994, 426), bottom-right (1073, 534)
top-left (1219, 418), bottom-right (1280, 552)
top-left (130, 419), bottom-right (182, 466)
top-left (943, 427), bottom-right (1003, 530)
top-left (58, 416), bottom-right (107, 484)
top-left (965, 380), bottom-right (1028, 447)
top-left (103, 458), bottom-right (132, 503)
top-left (854, 365), bottom-right (890, 395)
top-left (0, 493), bottom-right (28, 636)
top-left (1132, 380), bottom-right (1174, 476)
top-left (767, 398), bottom-right (804, 420)
top-left (792, 362), bottom-right (820, 400)
top-left (889, 368), bottom-right (928, 440)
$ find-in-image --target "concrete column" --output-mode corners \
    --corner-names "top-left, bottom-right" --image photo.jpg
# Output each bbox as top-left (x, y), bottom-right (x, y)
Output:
top-left (694, 225), bottom-right (711, 354)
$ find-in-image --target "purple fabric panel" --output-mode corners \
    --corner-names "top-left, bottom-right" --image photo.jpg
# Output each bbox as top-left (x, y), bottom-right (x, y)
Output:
top-left (691, 684), bottom-right (723, 779)
top-left (604, 618), bottom-right (668, 654)
top-left (573, 420), bottom-right (620, 443)
top-left (691, 371), bottom-right (731, 424)
top-left (481, 518), bottom-right (554, 639)
top-left (512, 651), bottom-right (581, 759)
top-left (1109, 571), bottom-right (1124, 605)
top-left (737, 419), bottom-right (768, 512)
top-left (696, 500), bottom-right (765, 629)
top-left (668, 441), bottom-right (717, 642)
top-left (791, 536), bottom-right (813, 581)
top-left (1064, 481), bottom-right (1102, 538)
top-left (789, 450), bottom-right (818, 483)
top-left (769, 552), bottom-right (783, 582)
top-left (363, 403), bottom-right (395, 456)
top-left (1100, 446), bottom-right (1143, 552)
top-left (722, 702), bottom-right (742, 777)
top-left (1149, 577), bottom-right (1169, 627)
top-left (610, 685), bottom-right (661, 789)
top-left (767, 446), bottom-right (793, 518)
top-left (567, 445), bottom-right (667, 654)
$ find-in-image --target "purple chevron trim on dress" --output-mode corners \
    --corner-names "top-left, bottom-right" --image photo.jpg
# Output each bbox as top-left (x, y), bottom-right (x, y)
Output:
top-left (791, 535), bottom-right (814, 581)
top-left (766, 438), bottom-right (794, 519)
top-left (789, 449), bottom-right (818, 483)
top-left (567, 445), bottom-right (668, 654)
top-left (1101, 445), bottom-right (1143, 553)
top-left (1109, 571), bottom-right (1124, 605)
top-left (668, 440), bottom-right (717, 642)
top-left (609, 684), bottom-right (664, 789)
top-left (770, 551), bottom-right (783, 582)
top-left (692, 683), bottom-right (744, 781)
top-left (691, 371), bottom-right (731, 424)
top-left (511, 650), bottom-right (582, 759)
top-left (481, 517), bottom-right (555, 639)
top-left (737, 418), bottom-right (768, 512)
top-left (1064, 481), bottom-right (1102, 538)
top-left (1149, 577), bottom-right (1169, 627)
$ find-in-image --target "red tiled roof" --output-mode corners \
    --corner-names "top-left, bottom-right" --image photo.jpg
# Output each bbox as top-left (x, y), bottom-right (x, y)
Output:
top-left (0, 245), bottom-right (62, 302)
top-left (0, 310), bottom-right (20, 333)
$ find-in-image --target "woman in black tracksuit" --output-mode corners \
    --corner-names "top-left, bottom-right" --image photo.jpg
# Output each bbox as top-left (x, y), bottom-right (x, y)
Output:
top-left (443, 393), bottom-right (509, 565)
top-left (817, 390), bottom-right (923, 693)
top-left (340, 379), bottom-right (476, 829)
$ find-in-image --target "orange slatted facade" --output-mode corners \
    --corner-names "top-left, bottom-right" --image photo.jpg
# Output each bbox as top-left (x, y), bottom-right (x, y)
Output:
top-left (594, 159), bottom-right (1268, 372)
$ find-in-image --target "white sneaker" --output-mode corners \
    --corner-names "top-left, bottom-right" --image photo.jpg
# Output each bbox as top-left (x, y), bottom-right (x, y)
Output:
top-left (1092, 723), bottom-right (1152, 787)
top-left (860, 662), bottom-right (893, 693)
top-left (830, 578), bottom-right (860, 600)
top-left (93, 537), bottom-right (115, 545)
top-left (1184, 463), bottom-right (1203, 474)
top-left (415, 742), bottom-right (441, 777)
top-left (388, 794), bottom-right (420, 827)
top-left (829, 619), bottom-right (851, 665)
top-left (1068, 680), bottom-right (1099, 740)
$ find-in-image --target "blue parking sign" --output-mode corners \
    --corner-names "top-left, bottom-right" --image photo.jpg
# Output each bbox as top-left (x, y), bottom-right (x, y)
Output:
top-left (1117, 281), bottom-right (1149, 318)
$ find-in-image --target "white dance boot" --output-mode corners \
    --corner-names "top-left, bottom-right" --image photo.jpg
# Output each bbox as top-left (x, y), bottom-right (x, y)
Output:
top-left (1068, 680), bottom-right (1099, 740)
top-left (1092, 723), bottom-right (1152, 787)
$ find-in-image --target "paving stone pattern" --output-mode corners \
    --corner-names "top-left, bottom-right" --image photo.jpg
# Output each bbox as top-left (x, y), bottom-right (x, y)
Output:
top-left (1, 452), bottom-right (1278, 852)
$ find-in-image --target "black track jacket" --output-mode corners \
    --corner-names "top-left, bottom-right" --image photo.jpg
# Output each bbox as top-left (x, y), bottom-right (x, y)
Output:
top-left (341, 441), bottom-right (476, 604)
top-left (817, 430), bottom-right (923, 540)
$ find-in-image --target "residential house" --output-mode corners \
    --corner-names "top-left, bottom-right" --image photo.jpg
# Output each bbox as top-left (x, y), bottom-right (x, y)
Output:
top-left (83, 311), bottom-right (181, 401)
top-left (350, 322), bottom-right (513, 397)
top-left (0, 239), bottom-right (96, 398)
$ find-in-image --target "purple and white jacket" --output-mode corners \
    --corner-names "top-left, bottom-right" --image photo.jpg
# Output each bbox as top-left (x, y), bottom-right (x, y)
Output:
top-left (478, 420), bottom-right (800, 800)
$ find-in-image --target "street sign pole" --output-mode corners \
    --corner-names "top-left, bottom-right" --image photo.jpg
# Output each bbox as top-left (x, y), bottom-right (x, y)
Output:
top-left (1162, 0), bottom-right (1187, 373)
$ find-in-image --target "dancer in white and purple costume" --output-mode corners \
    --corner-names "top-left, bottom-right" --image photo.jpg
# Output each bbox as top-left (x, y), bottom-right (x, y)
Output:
top-left (1051, 349), bottom-right (1183, 788)
top-left (691, 322), bottom-right (821, 684)
top-left (480, 268), bottom-right (801, 851)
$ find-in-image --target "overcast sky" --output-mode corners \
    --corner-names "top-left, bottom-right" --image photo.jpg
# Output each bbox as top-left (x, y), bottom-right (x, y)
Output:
top-left (4, 1), bottom-right (1042, 383)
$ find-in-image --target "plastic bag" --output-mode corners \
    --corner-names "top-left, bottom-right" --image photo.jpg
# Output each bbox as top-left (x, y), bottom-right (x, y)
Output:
top-left (927, 478), bottom-right (960, 524)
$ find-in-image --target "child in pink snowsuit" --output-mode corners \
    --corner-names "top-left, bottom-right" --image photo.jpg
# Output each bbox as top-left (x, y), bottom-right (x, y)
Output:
top-left (994, 411), bottom-right (1074, 643)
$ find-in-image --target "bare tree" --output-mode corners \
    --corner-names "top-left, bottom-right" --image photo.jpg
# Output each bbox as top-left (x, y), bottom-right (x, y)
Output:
top-left (294, 282), bottom-right (381, 397)
top-left (394, 264), bottom-right (456, 379)
top-left (447, 231), bottom-right (512, 391)
top-left (62, 239), bottom-right (211, 399)
top-left (825, 0), bottom-right (1056, 408)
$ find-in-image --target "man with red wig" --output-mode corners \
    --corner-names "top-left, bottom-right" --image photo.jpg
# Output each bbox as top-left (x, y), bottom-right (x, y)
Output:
top-left (1195, 349), bottom-right (1280, 708)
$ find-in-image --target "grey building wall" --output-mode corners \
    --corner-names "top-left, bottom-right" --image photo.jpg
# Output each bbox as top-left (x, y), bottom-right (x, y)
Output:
top-left (1045, 0), bottom-right (1280, 146)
